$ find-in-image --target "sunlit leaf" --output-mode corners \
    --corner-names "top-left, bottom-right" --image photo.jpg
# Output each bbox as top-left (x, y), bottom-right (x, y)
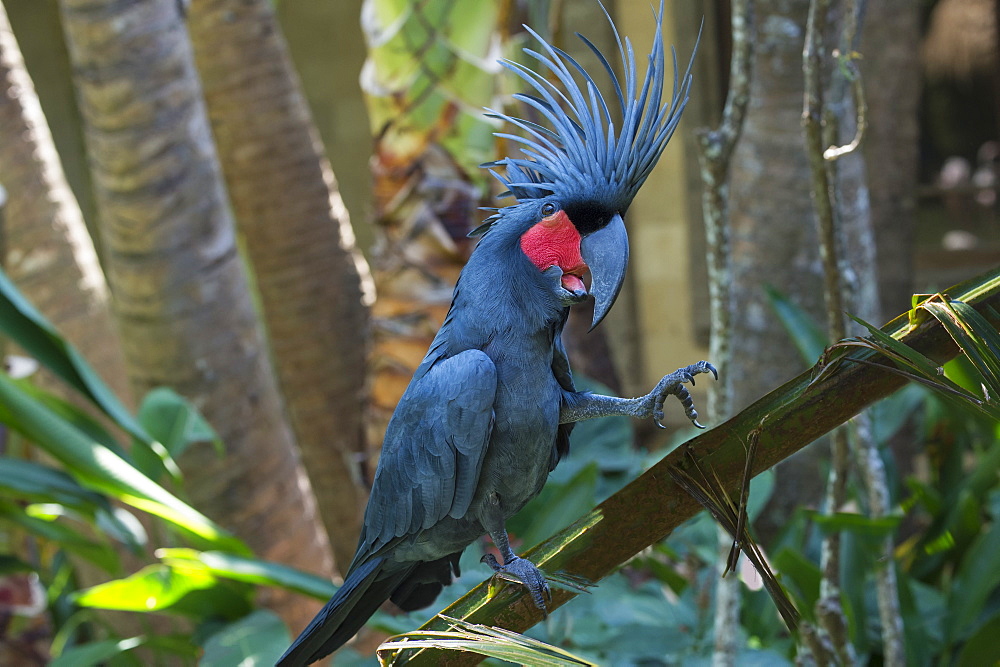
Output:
top-left (0, 268), bottom-right (173, 475)
top-left (155, 548), bottom-right (338, 600)
top-left (72, 565), bottom-right (211, 611)
top-left (138, 387), bottom-right (222, 463)
top-left (72, 564), bottom-right (252, 620)
top-left (0, 373), bottom-right (247, 553)
top-left (920, 298), bottom-right (1000, 401)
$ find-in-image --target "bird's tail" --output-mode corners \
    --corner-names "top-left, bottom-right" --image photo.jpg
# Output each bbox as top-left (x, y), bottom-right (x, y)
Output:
top-left (276, 556), bottom-right (410, 666)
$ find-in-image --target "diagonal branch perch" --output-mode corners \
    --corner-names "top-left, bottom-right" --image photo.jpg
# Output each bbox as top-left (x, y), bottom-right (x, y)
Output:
top-left (397, 267), bottom-right (1000, 666)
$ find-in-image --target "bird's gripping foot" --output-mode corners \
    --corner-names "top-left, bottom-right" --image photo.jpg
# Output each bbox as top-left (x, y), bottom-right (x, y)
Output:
top-left (481, 553), bottom-right (552, 614)
top-left (648, 361), bottom-right (718, 429)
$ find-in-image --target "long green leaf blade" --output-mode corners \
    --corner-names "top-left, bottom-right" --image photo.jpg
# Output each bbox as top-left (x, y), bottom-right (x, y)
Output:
top-left (156, 548), bottom-right (337, 599)
top-left (0, 268), bottom-right (148, 443)
top-left (0, 373), bottom-right (247, 553)
top-left (922, 299), bottom-right (1000, 400)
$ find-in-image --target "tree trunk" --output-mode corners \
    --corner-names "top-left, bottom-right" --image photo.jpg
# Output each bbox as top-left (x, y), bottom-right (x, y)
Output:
top-left (862, 3), bottom-right (920, 325)
top-left (4, 0), bottom-right (100, 255)
top-left (186, 0), bottom-right (374, 574)
top-left (727, 0), bottom-right (878, 538)
top-left (0, 1), bottom-right (129, 402)
top-left (57, 0), bottom-right (331, 632)
top-left (275, 0), bottom-right (374, 252)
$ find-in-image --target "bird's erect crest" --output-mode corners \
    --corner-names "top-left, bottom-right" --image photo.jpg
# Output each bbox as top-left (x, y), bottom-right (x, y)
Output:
top-left (474, 1), bottom-right (698, 235)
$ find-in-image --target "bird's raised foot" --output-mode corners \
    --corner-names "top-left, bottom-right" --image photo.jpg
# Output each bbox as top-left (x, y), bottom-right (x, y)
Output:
top-left (650, 360), bottom-right (718, 429)
top-left (481, 553), bottom-right (552, 614)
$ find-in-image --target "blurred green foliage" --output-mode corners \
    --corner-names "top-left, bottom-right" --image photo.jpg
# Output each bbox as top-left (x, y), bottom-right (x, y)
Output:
top-left (0, 268), bottom-right (331, 665)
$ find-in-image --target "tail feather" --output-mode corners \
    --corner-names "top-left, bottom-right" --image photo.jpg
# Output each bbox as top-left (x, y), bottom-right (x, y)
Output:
top-left (276, 557), bottom-right (411, 666)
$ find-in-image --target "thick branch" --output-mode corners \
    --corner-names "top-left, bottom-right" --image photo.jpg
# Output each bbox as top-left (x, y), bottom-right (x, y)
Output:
top-left (401, 267), bottom-right (1000, 666)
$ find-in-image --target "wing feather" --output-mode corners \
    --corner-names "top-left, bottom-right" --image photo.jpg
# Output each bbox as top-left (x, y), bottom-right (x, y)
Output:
top-left (356, 350), bottom-right (497, 562)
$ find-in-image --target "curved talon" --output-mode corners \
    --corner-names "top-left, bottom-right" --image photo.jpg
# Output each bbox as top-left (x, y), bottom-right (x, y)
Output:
top-left (647, 360), bottom-right (719, 429)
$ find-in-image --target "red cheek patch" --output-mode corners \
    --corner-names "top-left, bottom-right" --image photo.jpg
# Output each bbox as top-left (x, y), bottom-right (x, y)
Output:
top-left (520, 210), bottom-right (588, 291)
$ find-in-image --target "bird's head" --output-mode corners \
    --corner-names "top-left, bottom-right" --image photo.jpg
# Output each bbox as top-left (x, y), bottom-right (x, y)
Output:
top-left (471, 1), bottom-right (697, 330)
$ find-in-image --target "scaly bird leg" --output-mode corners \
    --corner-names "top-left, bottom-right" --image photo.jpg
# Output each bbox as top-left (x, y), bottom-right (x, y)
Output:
top-left (480, 493), bottom-right (551, 613)
top-left (560, 361), bottom-right (717, 429)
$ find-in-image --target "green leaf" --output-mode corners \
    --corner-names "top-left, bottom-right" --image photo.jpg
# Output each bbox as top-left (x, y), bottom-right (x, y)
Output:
top-left (947, 518), bottom-right (1000, 641)
top-left (920, 298), bottom-right (1000, 403)
top-left (200, 610), bottom-right (290, 667)
top-left (0, 268), bottom-right (162, 456)
top-left (50, 637), bottom-right (145, 667)
top-left (0, 373), bottom-right (247, 553)
top-left (766, 285), bottom-right (828, 364)
top-left (0, 458), bottom-right (107, 510)
top-left (897, 575), bottom-right (947, 662)
top-left (0, 554), bottom-right (34, 575)
top-left (71, 563), bottom-right (251, 620)
top-left (137, 387), bottom-right (222, 470)
top-left (846, 312), bottom-right (997, 421)
top-left (0, 499), bottom-right (119, 573)
top-left (956, 608), bottom-right (1000, 667)
top-left (95, 506), bottom-right (148, 553)
top-left (771, 547), bottom-right (821, 619)
top-left (807, 511), bottom-right (902, 538)
top-left (869, 384), bottom-right (926, 446)
top-left (746, 468), bottom-right (776, 523)
top-left (13, 380), bottom-right (128, 456)
top-left (155, 548), bottom-right (338, 600)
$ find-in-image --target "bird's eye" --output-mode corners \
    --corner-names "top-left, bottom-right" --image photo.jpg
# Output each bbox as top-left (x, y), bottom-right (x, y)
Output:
top-left (541, 202), bottom-right (557, 216)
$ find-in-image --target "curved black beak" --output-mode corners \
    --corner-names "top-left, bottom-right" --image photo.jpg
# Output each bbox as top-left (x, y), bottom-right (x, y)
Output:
top-left (580, 213), bottom-right (628, 331)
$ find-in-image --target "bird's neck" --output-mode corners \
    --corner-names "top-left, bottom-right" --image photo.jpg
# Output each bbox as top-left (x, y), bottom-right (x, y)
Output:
top-left (456, 236), bottom-right (567, 336)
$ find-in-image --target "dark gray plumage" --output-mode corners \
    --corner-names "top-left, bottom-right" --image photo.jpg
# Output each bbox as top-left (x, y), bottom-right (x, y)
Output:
top-left (278, 4), bottom-right (712, 665)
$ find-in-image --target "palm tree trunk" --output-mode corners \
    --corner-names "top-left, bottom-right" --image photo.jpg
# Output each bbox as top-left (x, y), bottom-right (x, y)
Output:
top-left (0, 0), bottom-right (129, 402)
top-left (186, 0), bottom-right (374, 573)
top-left (57, 0), bottom-right (331, 632)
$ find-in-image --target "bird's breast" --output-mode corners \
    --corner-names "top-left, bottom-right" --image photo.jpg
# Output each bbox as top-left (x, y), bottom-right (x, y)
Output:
top-left (475, 345), bottom-right (563, 518)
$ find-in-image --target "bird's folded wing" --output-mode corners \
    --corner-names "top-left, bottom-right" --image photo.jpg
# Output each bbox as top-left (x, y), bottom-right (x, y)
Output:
top-left (355, 350), bottom-right (497, 562)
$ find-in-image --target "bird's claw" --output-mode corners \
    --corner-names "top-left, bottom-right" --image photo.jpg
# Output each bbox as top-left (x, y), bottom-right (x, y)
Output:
top-left (650, 361), bottom-right (717, 429)
top-left (481, 554), bottom-right (552, 614)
